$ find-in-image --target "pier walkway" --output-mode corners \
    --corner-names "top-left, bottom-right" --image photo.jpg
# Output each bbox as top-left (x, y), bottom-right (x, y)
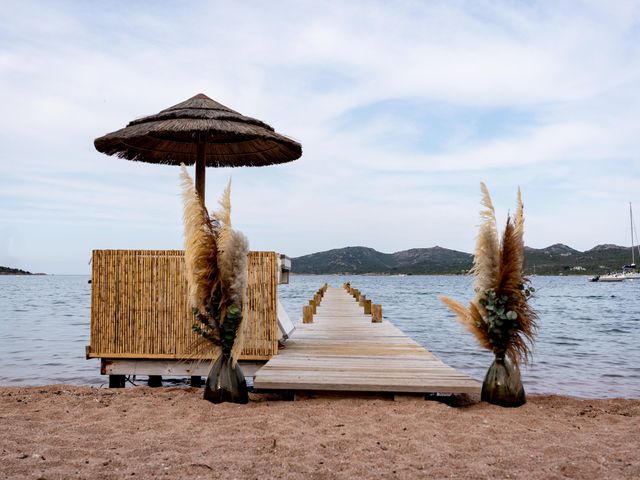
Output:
top-left (254, 287), bottom-right (481, 396)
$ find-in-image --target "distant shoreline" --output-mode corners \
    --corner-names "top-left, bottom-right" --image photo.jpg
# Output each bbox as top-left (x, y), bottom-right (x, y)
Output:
top-left (0, 266), bottom-right (46, 275)
top-left (289, 272), bottom-right (585, 277)
top-left (0, 273), bottom-right (47, 276)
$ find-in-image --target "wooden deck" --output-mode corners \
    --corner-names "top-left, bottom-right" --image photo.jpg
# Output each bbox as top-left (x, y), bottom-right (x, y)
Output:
top-left (254, 287), bottom-right (481, 395)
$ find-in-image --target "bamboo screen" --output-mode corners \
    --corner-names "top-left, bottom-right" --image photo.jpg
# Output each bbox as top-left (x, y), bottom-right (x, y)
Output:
top-left (89, 250), bottom-right (278, 361)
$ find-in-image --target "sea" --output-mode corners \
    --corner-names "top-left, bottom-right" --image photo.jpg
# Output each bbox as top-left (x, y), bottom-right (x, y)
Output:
top-left (1, 274), bottom-right (639, 398)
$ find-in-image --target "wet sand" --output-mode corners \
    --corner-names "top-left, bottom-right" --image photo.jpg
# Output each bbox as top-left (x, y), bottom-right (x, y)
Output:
top-left (1, 385), bottom-right (638, 479)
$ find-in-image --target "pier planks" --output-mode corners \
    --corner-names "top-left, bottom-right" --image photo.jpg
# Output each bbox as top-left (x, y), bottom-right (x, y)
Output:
top-left (254, 287), bottom-right (481, 395)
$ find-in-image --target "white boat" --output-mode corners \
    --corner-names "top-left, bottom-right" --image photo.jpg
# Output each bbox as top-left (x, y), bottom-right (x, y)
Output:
top-left (598, 273), bottom-right (626, 282)
top-left (622, 203), bottom-right (640, 279)
top-left (623, 269), bottom-right (640, 279)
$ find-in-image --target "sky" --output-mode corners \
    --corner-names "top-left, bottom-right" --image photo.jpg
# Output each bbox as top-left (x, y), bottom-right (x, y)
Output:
top-left (1, 0), bottom-right (640, 274)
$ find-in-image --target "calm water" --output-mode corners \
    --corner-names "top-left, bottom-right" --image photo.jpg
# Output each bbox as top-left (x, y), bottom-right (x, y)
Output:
top-left (1, 274), bottom-right (639, 398)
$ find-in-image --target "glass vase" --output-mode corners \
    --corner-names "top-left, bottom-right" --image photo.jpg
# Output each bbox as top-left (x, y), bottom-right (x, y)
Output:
top-left (203, 354), bottom-right (248, 404)
top-left (481, 355), bottom-right (526, 407)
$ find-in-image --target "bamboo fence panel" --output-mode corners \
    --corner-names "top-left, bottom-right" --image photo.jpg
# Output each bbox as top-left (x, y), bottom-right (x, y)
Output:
top-left (89, 250), bottom-right (278, 360)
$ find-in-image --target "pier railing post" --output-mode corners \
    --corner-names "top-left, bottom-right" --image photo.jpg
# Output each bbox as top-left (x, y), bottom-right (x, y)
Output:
top-left (364, 299), bottom-right (372, 315)
top-left (372, 304), bottom-right (382, 323)
top-left (303, 305), bottom-right (313, 324)
top-left (359, 294), bottom-right (366, 307)
top-left (309, 299), bottom-right (317, 314)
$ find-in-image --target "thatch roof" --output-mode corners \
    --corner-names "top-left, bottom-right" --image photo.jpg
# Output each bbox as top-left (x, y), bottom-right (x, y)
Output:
top-left (94, 94), bottom-right (302, 167)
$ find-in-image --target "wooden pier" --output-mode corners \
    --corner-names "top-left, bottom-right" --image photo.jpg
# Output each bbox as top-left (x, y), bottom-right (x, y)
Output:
top-left (254, 287), bottom-right (481, 396)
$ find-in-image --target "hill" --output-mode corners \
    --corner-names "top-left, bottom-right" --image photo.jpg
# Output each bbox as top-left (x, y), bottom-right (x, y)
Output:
top-left (292, 246), bottom-right (471, 274)
top-left (0, 266), bottom-right (34, 275)
top-left (525, 244), bottom-right (634, 275)
top-left (289, 247), bottom-right (396, 275)
top-left (291, 244), bottom-right (636, 275)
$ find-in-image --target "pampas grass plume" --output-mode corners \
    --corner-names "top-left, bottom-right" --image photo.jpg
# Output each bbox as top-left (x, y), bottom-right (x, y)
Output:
top-left (214, 179), bottom-right (232, 252)
top-left (180, 165), bottom-right (217, 311)
top-left (440, 182), bottom-right (538, 368)
top-left (219, 229), bottom-right (249, 307)
top-left (471, 182), bottom-right (500, 307)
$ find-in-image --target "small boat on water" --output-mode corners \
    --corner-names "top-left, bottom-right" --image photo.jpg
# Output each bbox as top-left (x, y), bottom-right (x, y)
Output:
top-left (622, 265), bottom-right (640, 279)
top-left (623, 203), bottom-right (640, 280)
top-left (597, 273), bottom-right (626, 282)
top-left (590, 203), bottom-right (640, 282)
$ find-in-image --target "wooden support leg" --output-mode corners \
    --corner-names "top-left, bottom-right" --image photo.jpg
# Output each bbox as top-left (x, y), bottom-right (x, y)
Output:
top-left (109, 375), bottom-right (125, 388)
top-left (190, 376), bottom-right (202, 388)
top-left (148, 375), bottom-right (163, 387)
top-left (394, 393), bottom-right (425, 402)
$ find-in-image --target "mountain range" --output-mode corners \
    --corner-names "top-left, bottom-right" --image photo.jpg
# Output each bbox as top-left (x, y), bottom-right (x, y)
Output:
top-left (291, 244), bottom-right (637, 275)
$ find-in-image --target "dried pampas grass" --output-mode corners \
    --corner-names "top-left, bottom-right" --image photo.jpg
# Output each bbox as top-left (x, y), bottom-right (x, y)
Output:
top-left (471, 182), bottom-right (500, 310)
top-left (180, 166), bottom-right (249, 362)
top-left (180, 166), bottom-right (218, 312)
top-left (214, 180), bottom-right (232, 254)
top-left (219, 229), bottom-right (249, 309)
top-left (220, 229), bottom-right (249, 364)
top-left (440, 183), bottom-right (538, 368)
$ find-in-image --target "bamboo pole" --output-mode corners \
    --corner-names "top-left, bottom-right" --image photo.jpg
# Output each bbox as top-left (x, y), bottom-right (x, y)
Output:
top-left (89, 250), bottom-right (279, 361)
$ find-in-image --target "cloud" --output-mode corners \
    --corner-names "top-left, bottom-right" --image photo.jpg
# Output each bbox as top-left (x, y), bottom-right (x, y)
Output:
top-left (1, 0), bottom-right (640, 273)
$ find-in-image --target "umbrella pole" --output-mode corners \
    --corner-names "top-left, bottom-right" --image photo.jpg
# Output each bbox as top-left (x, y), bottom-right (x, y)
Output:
top-left (195, 142), bottom-right (206, 202)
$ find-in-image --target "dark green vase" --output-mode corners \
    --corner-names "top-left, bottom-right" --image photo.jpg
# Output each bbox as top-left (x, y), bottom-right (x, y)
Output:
top-left (481, 355), bottom-right (526, 407)
top-left (203, 354), bottom-right (248, 404)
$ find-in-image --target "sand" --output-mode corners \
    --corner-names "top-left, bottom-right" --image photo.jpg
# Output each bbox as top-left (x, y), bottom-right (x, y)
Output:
top-left (1, 385), bottom-right (638, 479)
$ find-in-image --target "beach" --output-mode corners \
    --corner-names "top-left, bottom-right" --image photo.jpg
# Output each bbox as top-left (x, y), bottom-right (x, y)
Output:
top-left (1, 385), bottom-right (638, 479)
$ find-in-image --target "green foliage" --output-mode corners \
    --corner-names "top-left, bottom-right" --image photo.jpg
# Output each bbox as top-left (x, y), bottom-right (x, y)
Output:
top-left (478, 282), bottom-right (535, 356)
top-left (192, 300), bottom-right (243, 357)
top-left (219, 305), bottom-right (243, 357)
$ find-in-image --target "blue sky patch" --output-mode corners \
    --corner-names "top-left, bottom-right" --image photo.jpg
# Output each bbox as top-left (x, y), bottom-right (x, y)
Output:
top-left (332, 99), bottom-right (538, 153)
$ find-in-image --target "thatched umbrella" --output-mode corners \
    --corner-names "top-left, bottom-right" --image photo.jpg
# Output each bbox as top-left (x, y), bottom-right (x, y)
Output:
top-left (94, 93), bottom-right (302, 200)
